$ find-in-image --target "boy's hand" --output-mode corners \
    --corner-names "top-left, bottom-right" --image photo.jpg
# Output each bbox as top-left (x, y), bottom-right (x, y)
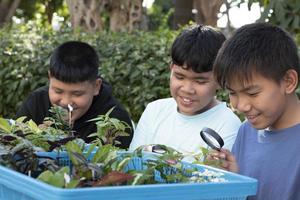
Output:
top-left (207, 148), bottom-right (239, 173)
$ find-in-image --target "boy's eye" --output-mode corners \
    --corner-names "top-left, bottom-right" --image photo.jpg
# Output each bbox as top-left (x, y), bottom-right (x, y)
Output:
top-left (195, 80), bottom-right (208, 84)
top-left (72, 92), bottom-right (84, 97)
top-left (174, 74), bottom-right (184, 80)
top-left (246, 89), bottom-right (260, 96)
top-left (228, 91), bottom-right (236, 96)
top-left (247, 92), bottom-right (259, 96)
top-left (54, 89), bottom-right (63, 94)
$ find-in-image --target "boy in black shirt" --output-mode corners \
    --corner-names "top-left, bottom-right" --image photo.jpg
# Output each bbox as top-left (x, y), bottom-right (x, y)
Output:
top-left (16, 41), bottom-right (133, 149)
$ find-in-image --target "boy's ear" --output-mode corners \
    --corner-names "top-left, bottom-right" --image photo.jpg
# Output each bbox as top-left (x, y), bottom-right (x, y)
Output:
top-left (283, 69), bottom-right (298, 94)
top-left (93, 78), bottom-right (102, 95)
top-left (169, 62), bottom-right (174, 70)
top-left (169, 63), bottom-right (174, 78)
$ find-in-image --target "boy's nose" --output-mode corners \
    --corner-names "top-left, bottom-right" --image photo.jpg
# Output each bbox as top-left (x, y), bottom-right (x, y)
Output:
top-left (59, 97), bottom-right (72, 109)
top-left (181, 81), bottom-right (196, 94)
top-left (234, 97), bottom-right (251, 113)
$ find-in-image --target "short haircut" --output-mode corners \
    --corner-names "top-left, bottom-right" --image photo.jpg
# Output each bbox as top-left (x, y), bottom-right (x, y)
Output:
top-left (214, 23), bottom-right (300, 88)
top-left (49, 41), bottom-right (99, 83)
top-left (171, 24), bottom-right (226, 73)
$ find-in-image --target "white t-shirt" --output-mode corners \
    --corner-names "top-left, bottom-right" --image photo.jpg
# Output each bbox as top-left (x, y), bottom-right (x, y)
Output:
top-left (129, 98), bottom-right (241, 153)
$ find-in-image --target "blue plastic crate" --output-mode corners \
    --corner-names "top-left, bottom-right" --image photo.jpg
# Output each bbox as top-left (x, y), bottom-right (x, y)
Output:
top-left (0, 152), bottom-right (257, 200)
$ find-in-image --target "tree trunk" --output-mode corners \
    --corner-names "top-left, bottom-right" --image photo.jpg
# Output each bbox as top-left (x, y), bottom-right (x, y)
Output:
top-left (193, 0), bottom-right (224, 26)
top-left (173, 0), bottom-right (193, 29)
top-left (45, 0), bottom-right (56, 25)
top-left (66, 0), bottom-right (106, 32)
top-left (108, 0), bottom-right (142, 32)
top-left (0, 0), bottom-right (21, 27)
top-left (108, 0), bottom-right (130, 32)
top-left (66, 0), bottom-right (142, 32)
top-left (128, 0), bottom-right (143, 32)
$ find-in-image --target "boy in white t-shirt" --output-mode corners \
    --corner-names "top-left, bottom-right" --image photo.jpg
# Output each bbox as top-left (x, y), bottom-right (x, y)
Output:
top-left (129, 24), bottom-right (241, 153)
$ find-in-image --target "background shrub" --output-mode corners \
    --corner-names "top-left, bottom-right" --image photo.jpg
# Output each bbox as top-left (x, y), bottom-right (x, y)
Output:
top-left (0, 23), bottom-right (177, 122)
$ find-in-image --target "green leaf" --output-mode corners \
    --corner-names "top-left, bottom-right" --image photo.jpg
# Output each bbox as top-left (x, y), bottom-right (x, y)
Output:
top-left (296, 0), bottom-right (300, 11)
top-left (282, 16), bottom-right (294, 29)
top-left (27, 119), bottom-right (41, 133)
top-left (57, 166), bottom-right (70, 174)
top-left (84, 143), bottom-right (97, 158)
top-left (65, 142), bottom-right (83, 165)
top-left (65, 141), bottom-right (82, 154)
top-left (50, 172), bottom-right (66, 188)
top-left (92, 144), bottom-right (117, 163)
top-left (292, 16), bottom-right (300, 30)
top-left (66, 179), bottom-right (80, 188)
top-left (16, 116), bottom-right (27, 123)
top-left (0, 118), bottom-right (12, 133)
top-left (116, 157), bottom-right (131, 171)
top-left (37, 170), bottom-right (54, 183)
top-left (38, 167), bottom-right (74, 188)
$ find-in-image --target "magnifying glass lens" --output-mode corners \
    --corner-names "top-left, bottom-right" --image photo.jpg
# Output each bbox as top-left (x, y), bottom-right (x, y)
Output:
top-left (200, 127), bottom-right (224, 151)
top-left (205, 134), bottom-right (221, 149)
top-left (152, 145), bottom-right (167, 154)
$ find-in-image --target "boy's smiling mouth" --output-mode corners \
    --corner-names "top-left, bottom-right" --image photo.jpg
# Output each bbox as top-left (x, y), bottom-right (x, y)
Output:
top-left (182, 97), bottom-right (193, 103)
top-left (180, 96), bottom-right (194, 106)
top-left (246, 114), bottom-right (260, 124)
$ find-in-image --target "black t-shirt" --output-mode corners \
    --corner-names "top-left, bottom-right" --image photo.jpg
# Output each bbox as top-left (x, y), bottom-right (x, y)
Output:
top-left (16, 82), bottom-right (133, 149)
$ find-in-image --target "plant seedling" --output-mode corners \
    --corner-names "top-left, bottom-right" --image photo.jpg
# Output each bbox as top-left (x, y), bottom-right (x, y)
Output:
top-left (88, 107), bottom-right (131, 146)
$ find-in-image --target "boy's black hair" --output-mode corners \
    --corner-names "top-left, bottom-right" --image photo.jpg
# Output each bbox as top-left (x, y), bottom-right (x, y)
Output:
top-left (49, 41), bottom-right (99, 83)
top-left (171, 24), bottom-right (226, 73)
top-left (214, 23), bottom-right (300, 88)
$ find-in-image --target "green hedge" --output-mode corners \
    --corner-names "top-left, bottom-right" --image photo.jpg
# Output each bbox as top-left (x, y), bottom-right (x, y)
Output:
top-left (0, 23), bottom-right (177, 122)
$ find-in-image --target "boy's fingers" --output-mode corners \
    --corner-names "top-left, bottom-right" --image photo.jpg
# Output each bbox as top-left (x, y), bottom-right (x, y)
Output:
top-left (210, 149), bottom-right (226, 159)
top-left (221, 149), bottom-right (237, 162)
top-left (207, 149), bottom-right (239, 172)
top-left (218, 149), bottom-right (234, 160)
top-left (221, 160), bottom-right (229, 168)
top-left (220, 149), bottom-right (239, 172)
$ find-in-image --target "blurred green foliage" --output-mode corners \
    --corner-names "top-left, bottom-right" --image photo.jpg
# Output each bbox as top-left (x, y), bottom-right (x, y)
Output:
top-left (237, 0), bottom-right (300, 35)
top-left (0, 22), bottom-right (178, 122)
top-left (16, 0), bottom-right (68, 27)
top-left (147, 0), bottom-right (174, 30)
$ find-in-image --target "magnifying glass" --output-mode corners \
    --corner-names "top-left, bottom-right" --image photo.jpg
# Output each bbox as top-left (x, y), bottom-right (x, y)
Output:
top-left (200, 127), bottom-right (224, 151)
top-left (152, 145), bottom-right (167, 154)
top-left (142, 145), bottom-right (167, 154)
